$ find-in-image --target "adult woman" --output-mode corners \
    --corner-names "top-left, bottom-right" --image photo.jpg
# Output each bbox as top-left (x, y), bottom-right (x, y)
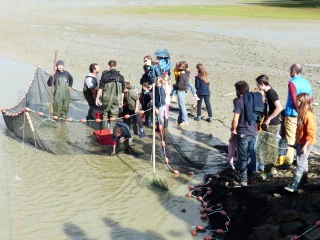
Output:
top-left (140, 55), bottom-right (162, 85)
top-left (194, 63), bottom-right (213, 122)
top-left (173, 61), bottom-right (189, 126)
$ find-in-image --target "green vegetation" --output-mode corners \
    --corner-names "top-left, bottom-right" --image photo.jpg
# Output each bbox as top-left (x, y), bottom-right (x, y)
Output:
top-left (125, 4), bottom-right (320, 20)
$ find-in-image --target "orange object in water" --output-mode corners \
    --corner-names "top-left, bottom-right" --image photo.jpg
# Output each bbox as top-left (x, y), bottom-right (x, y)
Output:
top-left (191, 229), bottom-right (197, 236)
top-left (203, 202), bottom-right (208, 207)
top-left (109, 117), bottom-right (116, 121)
top-left (204, 236), bottom-right (212, 240)
top-left (139, 110), bottom-right (144, 115)
top-left (95, 118), bottom-right (101, 123)
top-left (124, 114), bottom-right (130, 119)
top-left (220, 210), bottom-right (227, 216)
top-left (196, 225), bottom-right (204, 231)
top-left (207, 191), bottom-right (212, 195)
top-left (164, 157), bottom-right (169, 164)
top-left (161, 141), bottom-right (166, 147)
top-left (173, 170), bottom-right (179, 174)
top-left (189, 185), bottom-right (195, 190)
top-left (200, 208), bottom-right (206, 213)
top-left (25, 107), bottom-right (30, 112)
top-left (187, 193), bottom-right (191, 198)
top-left (93, 129), bottom-right (113, 146)
top-left (206, 208), bottom-right (213, 213)
top-left (199, 182), bottom-right (205, 187)
top-left (216, 229), bottom-right (224, 234)
top-left (188, 172), bottom-right (194, 175)
top-left (216, 203), bottom-right (222, 208)
top-left (200, 214), bottom-right (207, 219)
top-left (225, 221), bottom-right (230, 226)
top-left (66, 118), bottom-right (72, 122)
top-left (38, 112), bottom-right (44, 116)
top-left (80, 119), bottom-right (87, 123)
top-left (198, 196), bottom-right (203, 201)
top-left (52, 116), bottom-right (58, 120)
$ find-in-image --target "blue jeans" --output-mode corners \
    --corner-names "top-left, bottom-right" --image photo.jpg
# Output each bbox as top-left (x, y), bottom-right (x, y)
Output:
top-left (156, 105), bottom-right (165, 124)
top-left (172, 82), bottom-right (196, 96)
top-left (237, 135), bottom-right (256, 182)
top-left (177, 90), bottom-right (188, 122)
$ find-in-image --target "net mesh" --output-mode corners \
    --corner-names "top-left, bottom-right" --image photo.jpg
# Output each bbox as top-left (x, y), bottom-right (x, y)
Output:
top-left (255, 131), bottom-right (287, 165)
top-left (0, 67), bottom-right (202, 173)
top-left (2, 67), bottom-right (108, 155)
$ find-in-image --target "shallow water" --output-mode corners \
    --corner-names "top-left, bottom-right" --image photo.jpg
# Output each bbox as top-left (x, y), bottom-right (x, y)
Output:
top-left (0, 56), bottom-right (220, 240)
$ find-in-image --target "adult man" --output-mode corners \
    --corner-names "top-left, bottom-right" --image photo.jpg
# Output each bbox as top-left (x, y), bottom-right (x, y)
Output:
top-left (256, 75), bottom-right (283, 135)
top-left (283, 63), bottom-right (312, 169)
top-left (96, 60), bottom-right (125, 124)
top-left (47, 60), bottom-right (73, 120)
top-left (83, 63), bottom-right (100, 120)
top-left (231, 81), bottom-right (257, 187)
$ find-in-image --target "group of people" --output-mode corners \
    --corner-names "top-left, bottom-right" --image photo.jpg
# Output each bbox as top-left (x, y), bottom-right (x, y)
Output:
top-left (47, 58), bottom-right (316, 193)
top-left (47, 55), bottom-right (213, 155)
top-left (228, 63), bottom-right (315, 192)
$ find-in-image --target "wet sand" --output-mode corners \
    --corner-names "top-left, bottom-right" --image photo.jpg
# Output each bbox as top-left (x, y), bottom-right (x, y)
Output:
top-left (1, 1), bottom-right (320, 239)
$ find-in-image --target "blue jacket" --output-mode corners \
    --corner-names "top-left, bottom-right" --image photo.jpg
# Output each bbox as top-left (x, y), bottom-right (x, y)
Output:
top-left (195, 76), bottom-right (210, 95)
top-left (285, 75), bottom-right (312, 117)
top-left (113, 122), bottom-right (132, 141)
top-left (244, 92), bottom-right (264, 125)
top-left (155, 86), bottom-right (166, 108)
top-left (148, 65), bottom-right (162, 84)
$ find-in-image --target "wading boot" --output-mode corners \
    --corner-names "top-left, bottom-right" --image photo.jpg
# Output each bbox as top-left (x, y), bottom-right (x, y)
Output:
top-left (284, 174), bottom-right (301, 192)
top-left (164, 118), bottom-right (168, 129)
top-left (139, 128), bottom-right (146, 138)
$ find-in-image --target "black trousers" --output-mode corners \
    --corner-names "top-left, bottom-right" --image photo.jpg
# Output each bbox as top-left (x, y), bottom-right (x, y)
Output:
top-left (197, 94), bottom-right (213, 117)
top-left (123, 107), bottom-right (143, 129)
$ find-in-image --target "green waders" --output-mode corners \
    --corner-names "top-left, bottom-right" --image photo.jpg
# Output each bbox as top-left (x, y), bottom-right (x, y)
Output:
top-left (102, 76), bottom-right (122, 129)
top-left (53, 76), bottom-right (70, 119)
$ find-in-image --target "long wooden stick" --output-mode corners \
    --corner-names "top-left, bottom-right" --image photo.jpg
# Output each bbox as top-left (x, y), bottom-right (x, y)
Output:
top-left (152, 83), bottom-right (156, 173)
top-left (48, 50), bottom-right (57, 117)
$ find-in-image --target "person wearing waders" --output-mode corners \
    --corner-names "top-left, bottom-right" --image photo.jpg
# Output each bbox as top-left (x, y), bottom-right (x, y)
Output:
top-left (96, 60), bottom-right (125, 129)
top-left (47, 60), bottom-right (73, 120)
top-left (83, 63), bottom-right (101, 120)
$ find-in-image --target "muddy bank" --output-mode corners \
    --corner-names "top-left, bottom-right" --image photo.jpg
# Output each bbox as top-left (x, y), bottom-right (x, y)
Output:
top-left (186, 157), bottom-right (320, 240)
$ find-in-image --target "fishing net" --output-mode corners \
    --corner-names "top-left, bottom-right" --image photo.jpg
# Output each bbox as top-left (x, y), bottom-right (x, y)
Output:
top-left (1, 67), bottom-right (109, 155)
top-left (0, 66), bottom-right (204, 174)
top-left (255, 131), bottom-right (287, 165)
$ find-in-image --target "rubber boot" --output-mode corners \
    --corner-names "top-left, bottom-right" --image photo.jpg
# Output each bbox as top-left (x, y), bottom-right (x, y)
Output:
top-left (164, 118), bottom-right (168, 129)
top-left (109, 120), bottom-right (117, 133)
top-left (284, 174), bottom-right (301, 192)
top-left (300, 171), bottom-right (308, 185)
top-left (133, 124), bottom-right (138, 135)
top-left (139, 128), bottom-right (146, 138)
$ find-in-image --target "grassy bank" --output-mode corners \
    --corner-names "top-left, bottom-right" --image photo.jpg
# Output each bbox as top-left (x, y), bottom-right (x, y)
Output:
top-left (125, 4), bottom-right (320, 20)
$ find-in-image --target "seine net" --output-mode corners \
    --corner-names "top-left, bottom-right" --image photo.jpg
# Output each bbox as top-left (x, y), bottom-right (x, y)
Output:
top-left (1, 67), bottom-right (109, 155)
top-left (0, 67), bottom-right (202, 174)
top-left (255, 131), bottom-right (287, 165)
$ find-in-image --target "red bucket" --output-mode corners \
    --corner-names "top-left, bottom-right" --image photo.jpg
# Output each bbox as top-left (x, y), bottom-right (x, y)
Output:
top-left (93, 129), bottom-right (113, 145)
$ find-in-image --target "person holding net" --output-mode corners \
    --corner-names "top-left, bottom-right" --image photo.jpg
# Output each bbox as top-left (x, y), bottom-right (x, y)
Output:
top-left (83, 63), bottom-right (101, 120)
top-left (96, 60), bottom-right (125, 128)
top-left (284, 93), bottom-right (316, 192)
top-left (47, 60), bottom-right (73, 120)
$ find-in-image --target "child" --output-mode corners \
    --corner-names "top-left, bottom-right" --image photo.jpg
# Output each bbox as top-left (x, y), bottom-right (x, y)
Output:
top-left (284, 93), bottom-right (316, 192)
top-left (123, 82), bottom-right (146, 138)
top-left (162, 75), bottom-right (172, 128)
top-left (139, 82), bottom-right (153, 127)
top-left (171, 62), bottom-right (199, 103)
top-left (111, 122), bottom-right (132, 156)
top-left (194, 63), bottom-right (213, 122)
top-left (154, 77), bottom-right (166, 127)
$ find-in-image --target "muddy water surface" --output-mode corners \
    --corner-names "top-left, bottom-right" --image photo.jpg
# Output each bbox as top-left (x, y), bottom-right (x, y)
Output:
top-left (0, 57), bottom-right (214, 240)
